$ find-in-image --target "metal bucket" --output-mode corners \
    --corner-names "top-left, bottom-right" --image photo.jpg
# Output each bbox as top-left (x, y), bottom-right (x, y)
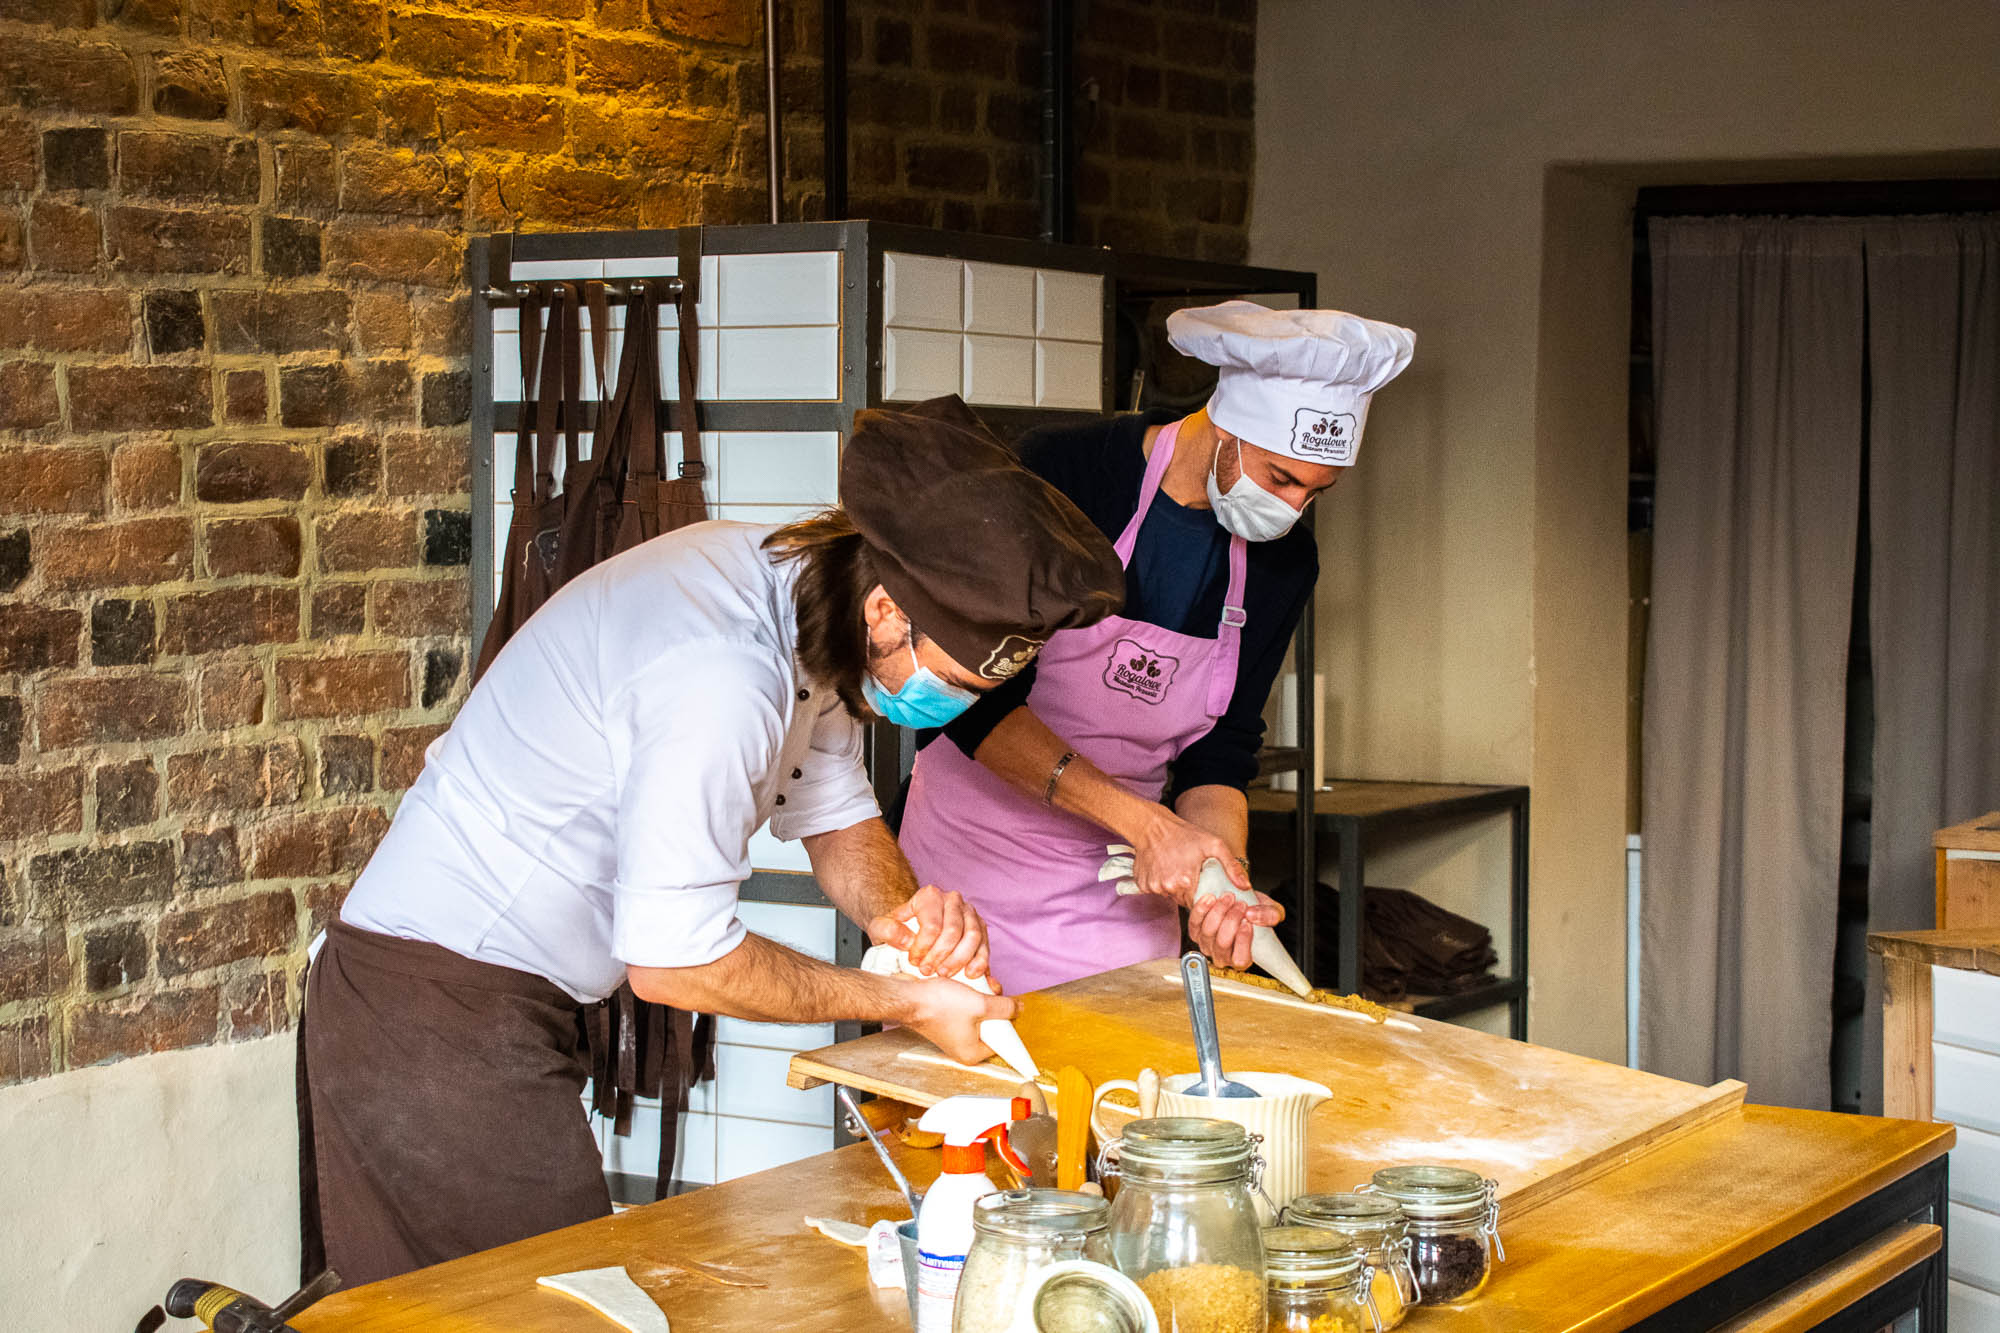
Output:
top-left (897, 1218), bottom-right (921, 1325)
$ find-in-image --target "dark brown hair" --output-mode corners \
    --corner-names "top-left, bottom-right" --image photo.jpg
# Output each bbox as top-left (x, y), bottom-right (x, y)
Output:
top-left (763, 509), bottom-right (881, 722)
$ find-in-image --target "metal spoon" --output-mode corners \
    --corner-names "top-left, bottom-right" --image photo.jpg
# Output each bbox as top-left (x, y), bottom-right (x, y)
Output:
top-left (836, 1085), bottom-right (923, 1217)
top-left (1180, 951), bottom-right (1257, 1098)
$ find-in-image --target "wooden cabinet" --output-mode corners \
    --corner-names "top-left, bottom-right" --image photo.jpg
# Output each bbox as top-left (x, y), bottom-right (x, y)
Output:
top-left (1937, 811), bottom-right (2000, 928)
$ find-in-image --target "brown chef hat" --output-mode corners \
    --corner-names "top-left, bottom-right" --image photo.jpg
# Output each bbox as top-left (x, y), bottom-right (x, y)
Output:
top-left (841, 396), bottom-right (1125, 682)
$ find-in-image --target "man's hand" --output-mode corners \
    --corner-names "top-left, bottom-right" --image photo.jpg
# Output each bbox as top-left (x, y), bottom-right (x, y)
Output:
top-left (1129, 807), bottom-right (1252, 903)
top-left (897, 973), bottom-right (1019, 1065)
top-left (868, 883), bottom-right (991, 982)
top-left (1188, 886), bottom-right (1285, 970)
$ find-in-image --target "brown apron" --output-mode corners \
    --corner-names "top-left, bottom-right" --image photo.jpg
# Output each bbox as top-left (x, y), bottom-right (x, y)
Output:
top-left (300, 922), bottom-right (611, 1287)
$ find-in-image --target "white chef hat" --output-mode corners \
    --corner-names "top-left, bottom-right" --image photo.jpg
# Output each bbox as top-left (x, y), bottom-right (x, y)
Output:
top-left (1166, 301), bottom-right (1415, 466)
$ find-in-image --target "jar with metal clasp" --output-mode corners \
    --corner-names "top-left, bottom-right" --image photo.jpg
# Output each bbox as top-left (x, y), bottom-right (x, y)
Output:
top-left (955, 1190), bottom-right (1115, 1333)
top-left (1098, 1117), bottom-right (1268, 1333)
top-left (1261, 1226), bottom-right (1381, 1333)
top-left (1356, 1166), bottom-right (1504, 1305)
top-left (1280, 1192), bottom-right (1418, 1327)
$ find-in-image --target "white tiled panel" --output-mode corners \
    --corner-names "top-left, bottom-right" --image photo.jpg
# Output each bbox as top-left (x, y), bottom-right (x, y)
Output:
top-left (715, 1043), bottom-right (836, 1125)
top-left (1936, 1042), bottom-right (2000, 1136)
top-left (714, 432), bottom-right (840, 505)
top-left (1936, 967), bottom-right (2000, 1056)
top-left (882, 253), bottom-right (1103, 409)
top-left (964, 261), bottom-right (1036, 335)
top-left (885, 327), bottom-right (963, 401)
top-left (715, 1015), bottom-right (836, 1050)
top-left (1953, 1202), bottom-right (2000, 1295)
top-left (504, 251), bottom-right (838, 402)
top-left (883, 252), bottom-right (962, 330)
top-left (1958, 1126), bottom-right (2000, 1215)
top-left (716, 1116), bottom-right (833, 1181)
top-left (1955, 1278), bottom-right (2000, 1332)
top-left (1036, 269), bottom-right (1103, 341)
top-left (747, 821), bottom-right (812, 872)
top-left (963, 334), bottom-right (1036, 407)
top-left (716, 326), bottom-right (841, 401)
top-left (736, 900), bottom-right (838, 962)
top-left (1036, 339), bottom-right (1103, 409)
top-left (718, 252), bottom-right (841, 327)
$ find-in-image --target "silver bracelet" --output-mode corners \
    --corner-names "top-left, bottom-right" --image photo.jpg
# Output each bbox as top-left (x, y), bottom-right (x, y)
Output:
top-left (1042, 750), bottom-right (1079, 806)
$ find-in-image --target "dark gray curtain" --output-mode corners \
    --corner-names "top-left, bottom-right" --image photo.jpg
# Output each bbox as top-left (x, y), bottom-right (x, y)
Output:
top-left (1642, 214), bottom-right (2000, 1112)
top-left (1862, 216), bottom-right (2000, 1111)
top-left (1641, 218), bottom-right (1865, 1110)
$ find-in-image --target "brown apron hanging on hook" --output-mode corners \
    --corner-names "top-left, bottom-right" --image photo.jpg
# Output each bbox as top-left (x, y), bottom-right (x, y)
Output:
top-left (472, 282), bottom-right (585, 680)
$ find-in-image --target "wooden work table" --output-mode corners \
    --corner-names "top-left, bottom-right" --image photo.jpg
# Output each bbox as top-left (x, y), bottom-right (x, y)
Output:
top-left (293, 1105), bottom-right (1951, 1331)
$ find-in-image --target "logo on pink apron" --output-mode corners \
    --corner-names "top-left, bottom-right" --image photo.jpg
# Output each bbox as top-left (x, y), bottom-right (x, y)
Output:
top-left (1103, 637), bottom-right (1179, 704)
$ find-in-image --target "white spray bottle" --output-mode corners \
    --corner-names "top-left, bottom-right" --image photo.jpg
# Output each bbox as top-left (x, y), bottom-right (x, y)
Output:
top-left (913, 1095), bottom-right (1030, 1333)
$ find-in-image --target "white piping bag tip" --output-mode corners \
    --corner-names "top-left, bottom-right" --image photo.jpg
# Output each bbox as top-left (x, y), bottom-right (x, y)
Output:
top-left (1251, 927), bottom-right (1315, 997)
top-left (980, 1019), bottom-right (1040, 1081)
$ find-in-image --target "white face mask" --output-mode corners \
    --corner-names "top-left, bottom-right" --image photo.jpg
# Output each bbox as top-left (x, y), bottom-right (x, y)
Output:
top-left (1204, 435), bottom-right (1302, 541)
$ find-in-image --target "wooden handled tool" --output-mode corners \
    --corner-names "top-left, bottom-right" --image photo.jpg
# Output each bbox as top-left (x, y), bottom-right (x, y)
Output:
top-left (1055, 1065), bottom-right (1093, 1191)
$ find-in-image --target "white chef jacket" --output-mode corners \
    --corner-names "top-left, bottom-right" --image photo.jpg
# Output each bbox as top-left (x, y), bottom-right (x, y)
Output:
top-left (341, 520), bottom-right (880, 1002)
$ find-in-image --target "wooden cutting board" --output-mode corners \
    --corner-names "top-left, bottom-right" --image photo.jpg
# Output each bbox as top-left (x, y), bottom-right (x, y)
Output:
top-left (788, 959), bottom-right (1745, 1218)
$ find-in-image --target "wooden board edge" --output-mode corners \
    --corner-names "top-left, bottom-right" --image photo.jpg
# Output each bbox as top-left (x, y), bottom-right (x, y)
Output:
top-left (1499, 1079), bottom-right (1748, 1219)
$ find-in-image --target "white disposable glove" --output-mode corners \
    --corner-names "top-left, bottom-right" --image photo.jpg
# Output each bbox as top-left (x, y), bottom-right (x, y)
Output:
top-left (860, 927), bottom-right (1040, 1080)
top-left (1099, 846), bottom-right (1314, 997)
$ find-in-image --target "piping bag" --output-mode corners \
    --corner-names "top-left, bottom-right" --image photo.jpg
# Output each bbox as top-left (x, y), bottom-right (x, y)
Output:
top-left (1099, 846), bottom-right (1313, 996)
top-left (860, 917), bottom-right (1039, 1081)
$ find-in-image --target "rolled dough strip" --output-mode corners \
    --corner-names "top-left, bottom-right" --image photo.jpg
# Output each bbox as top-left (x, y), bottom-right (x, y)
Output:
top-left (806, 1216), bottom-right (871, 1247)
top-left (537, 1266), bottom-right (670, 1332)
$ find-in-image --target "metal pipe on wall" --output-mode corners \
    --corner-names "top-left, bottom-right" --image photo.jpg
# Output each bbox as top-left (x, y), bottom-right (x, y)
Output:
top-left (1039, 0), bottom-right (1075, 244)
top-left (764, 0), bottom-right (785, 224)
top-left (822, 0), bottom-right (847, 219)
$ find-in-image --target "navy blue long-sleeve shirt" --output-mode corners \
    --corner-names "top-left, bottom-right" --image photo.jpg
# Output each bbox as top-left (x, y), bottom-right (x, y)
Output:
top-left (921, 410), bottom-right (1317, 800)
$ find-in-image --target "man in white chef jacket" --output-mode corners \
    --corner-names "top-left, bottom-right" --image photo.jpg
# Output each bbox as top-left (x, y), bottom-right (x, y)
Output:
top-left (300, 397), bottom-right (1127, 1285)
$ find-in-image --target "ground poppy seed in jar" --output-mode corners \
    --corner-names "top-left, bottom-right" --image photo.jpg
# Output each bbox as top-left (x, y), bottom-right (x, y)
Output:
top-left (1410, 1232), bottom-right (1488, 1302)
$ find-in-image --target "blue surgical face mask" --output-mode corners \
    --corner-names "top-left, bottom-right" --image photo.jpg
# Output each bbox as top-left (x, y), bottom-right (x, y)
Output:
top-left (863, 631), bottom-right (978, 728)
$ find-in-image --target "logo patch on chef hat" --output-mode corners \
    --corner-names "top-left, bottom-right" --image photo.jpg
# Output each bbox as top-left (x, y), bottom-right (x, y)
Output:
top-left (1103, 638), bottom-right (1179, 705)
top-left (1290, 409), bottom-right (1358, 465)
top-left (981, 634), bottom-right (1044, 681)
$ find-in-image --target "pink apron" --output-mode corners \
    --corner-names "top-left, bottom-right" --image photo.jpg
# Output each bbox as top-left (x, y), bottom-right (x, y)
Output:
top-left (899, 419), bottom-right (1248, 994)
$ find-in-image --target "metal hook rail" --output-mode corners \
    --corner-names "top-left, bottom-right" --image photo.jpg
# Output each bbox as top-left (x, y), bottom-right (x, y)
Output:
top-left (479, 276), bottom-right (686, 304)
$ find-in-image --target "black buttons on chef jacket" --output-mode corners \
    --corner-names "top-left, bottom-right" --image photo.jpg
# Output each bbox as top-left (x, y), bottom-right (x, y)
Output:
top-left (775, 795), bottom-right (786, 806)
top-left (797, 688), bottom-right (810, 700)
top-left (792, 767), bottom-right (802, 779)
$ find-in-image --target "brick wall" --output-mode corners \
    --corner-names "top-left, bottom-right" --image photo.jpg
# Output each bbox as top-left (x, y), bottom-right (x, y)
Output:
top-left (0, 0), bottom-right (1256, 1087)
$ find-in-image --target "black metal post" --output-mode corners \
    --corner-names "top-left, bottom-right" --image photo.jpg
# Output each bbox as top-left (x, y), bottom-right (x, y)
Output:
top-left (821, 0), bottom-right (847, 219)
top-left (1039, 0), bottom-right (1074, 243)
top-left (1338, 823), bottom-right (1363, 996)
top-left (764, 0), bottom-right (785, 224)
top-left (1511, 796), bottom-right (1531, 1039)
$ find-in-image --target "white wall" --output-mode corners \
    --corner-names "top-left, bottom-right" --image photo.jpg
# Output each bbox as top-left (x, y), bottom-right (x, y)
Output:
top-left (0, 1036), bottom-right (299, 1327)
top-left (1253, 0), bottom-right (2000, 1060)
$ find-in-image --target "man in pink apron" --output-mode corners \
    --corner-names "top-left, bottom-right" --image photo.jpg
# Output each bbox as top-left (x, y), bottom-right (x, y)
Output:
top-left (898, 304), bottom-right (1416, 994)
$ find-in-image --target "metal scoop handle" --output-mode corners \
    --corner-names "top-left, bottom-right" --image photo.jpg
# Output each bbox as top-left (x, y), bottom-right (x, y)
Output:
top-left (1182, 952), bottom-right (1230, 1097)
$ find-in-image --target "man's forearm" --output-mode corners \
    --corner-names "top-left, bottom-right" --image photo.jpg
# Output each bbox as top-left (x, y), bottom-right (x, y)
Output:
top-left (627, 931), bottom-right (912, 1024)
top-left (801, 816), bottom-right (919, 928)
top-left (1173, 784), bottom-right (1249, 861)
top-left (972, 706), bottom-right (1164, 844)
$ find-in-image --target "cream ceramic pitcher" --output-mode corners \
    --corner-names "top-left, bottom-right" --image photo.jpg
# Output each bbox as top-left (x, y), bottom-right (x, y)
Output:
top-left (1092, 1069), bottom-right (1332, 1217)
